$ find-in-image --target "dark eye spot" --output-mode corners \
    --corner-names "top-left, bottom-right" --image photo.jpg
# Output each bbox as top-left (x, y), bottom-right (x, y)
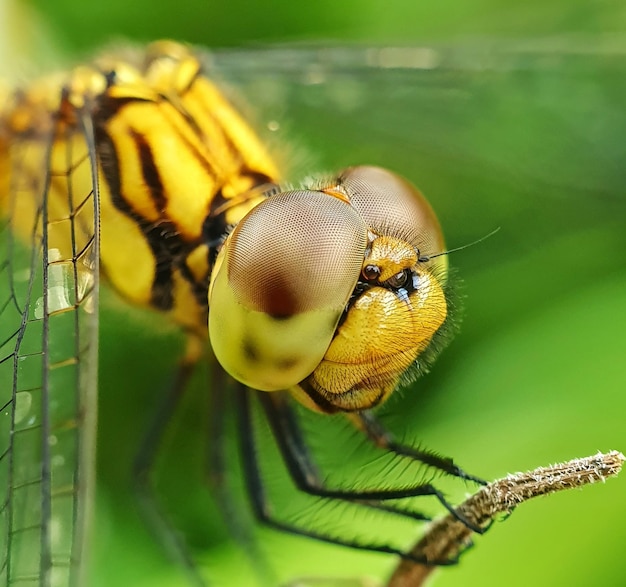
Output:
top-left (243, 339), bottom-right (260, 363)
top-left (276, 356), bottom-right (299, 370)
top-left (362, 264), bottom-right (381, 281)
top-left (387, 269), bottom-right (409, 289)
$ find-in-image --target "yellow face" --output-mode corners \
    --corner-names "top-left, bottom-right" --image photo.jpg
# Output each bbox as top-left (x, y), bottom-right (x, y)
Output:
top-left (210, 166), bottom-right (450, 413)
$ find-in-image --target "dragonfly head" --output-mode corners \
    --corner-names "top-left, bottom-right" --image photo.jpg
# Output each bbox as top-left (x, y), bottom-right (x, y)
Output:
top-left (209, 166), bottom-right (451, 413)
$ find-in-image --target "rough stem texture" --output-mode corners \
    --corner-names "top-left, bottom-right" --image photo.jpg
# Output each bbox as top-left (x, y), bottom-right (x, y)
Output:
top-left (387, 451), bottom-right (624, 587)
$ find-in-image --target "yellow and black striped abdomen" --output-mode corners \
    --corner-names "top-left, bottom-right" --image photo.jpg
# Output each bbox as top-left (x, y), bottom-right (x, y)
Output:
top-left (2, 41), bottom-right (281, 336)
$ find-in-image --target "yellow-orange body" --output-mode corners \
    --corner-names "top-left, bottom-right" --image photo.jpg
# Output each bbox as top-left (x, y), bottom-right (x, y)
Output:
top-left (1, 42), bottom-right (451, 414)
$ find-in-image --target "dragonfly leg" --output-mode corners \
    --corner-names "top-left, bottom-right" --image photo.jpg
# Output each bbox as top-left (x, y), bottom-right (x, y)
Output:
top-left (236, 389), bottom-right (467, 565)
top-left (132, 338), bottom-right (207, 587)
top-left (349, 410), bottom-right (488, 534)
top-left (351, 410), bottom-right (487, 485)
top-left (203, 372), bottom-right (276, 586)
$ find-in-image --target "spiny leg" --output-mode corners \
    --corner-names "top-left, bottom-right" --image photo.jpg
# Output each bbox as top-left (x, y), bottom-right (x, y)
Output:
top-left (348, 410), bottom-right (487, 534)
top-left (264, 393), bottom-right (478, 514)
top-left (350, 410), bottom-right (486, 485)
top-left (237, 388), bottom-right (462, 565)
top-left (260, 392), bottom-right (435, 520)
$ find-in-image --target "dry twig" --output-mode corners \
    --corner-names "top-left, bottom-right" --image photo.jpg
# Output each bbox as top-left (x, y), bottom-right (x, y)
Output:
top-left (387, 451), bottom-right (624, 587)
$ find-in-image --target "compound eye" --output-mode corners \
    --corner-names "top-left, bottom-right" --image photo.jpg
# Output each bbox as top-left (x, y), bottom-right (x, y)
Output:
top-left (209, 190), bottom-right (368, 391)
top-left (338, 166), bottom-right (448, 280)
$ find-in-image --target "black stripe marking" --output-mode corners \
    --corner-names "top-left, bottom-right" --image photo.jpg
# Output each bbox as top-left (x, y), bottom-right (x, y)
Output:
top-left (203, 168), bottom-right (275, 267)
top-left (127, 129), bottom-right (185, 309)
top-left (95, 126), bottom-right (189, 310)
top-left (297, 381), bottom-right (340, 414)
top-left (181, 252), bottom-right (211, 308)
top-left (298, 380), bottom-right (386, 414)
top-left (95, 87), bottom-right (277, 315)
top-left (203, 189), bottom-right (229, 268)
top-left (131, 129), bottom-right (167, 211)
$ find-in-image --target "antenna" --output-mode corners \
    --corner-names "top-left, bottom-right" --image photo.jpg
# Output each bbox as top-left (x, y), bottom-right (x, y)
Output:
top-left (418, 227), bottom-right (501, 262)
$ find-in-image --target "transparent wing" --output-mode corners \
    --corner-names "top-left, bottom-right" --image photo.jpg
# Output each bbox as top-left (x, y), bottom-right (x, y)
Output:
top-left (209, 40), bottom-right (626, 333)
top-left (0, 94), bottom-right (99, 586)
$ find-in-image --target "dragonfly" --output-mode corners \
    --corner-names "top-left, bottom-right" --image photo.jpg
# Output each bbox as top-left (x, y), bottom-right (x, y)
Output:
top-left (1, 37), bottom-right (626, 587)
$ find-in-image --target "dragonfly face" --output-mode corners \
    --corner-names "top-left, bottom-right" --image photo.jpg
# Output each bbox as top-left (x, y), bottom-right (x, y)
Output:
top-left (210, 165), bottom-right (451, 412)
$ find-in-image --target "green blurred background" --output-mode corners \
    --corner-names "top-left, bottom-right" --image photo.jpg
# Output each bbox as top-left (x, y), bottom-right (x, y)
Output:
top-left (2, 0), bottom-right (626, 586)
